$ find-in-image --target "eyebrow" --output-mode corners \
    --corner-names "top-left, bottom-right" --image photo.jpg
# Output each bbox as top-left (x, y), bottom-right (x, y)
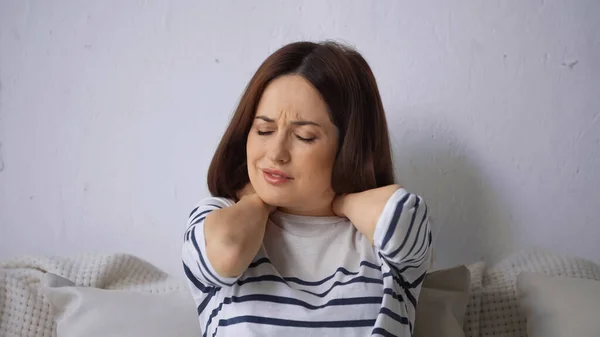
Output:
top-left (255, 115), bottom-right (321, 127)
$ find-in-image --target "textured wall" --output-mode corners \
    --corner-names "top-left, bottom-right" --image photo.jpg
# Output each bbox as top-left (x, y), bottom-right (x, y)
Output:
top-left (1, 1), bottom-right (599, 275)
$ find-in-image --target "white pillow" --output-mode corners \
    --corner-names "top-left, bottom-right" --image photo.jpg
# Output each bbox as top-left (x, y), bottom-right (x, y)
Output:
top-left (414, 265), bottom-right (471, 337)
top-left (517, 272), bottom-right (600, 337)
top-left (41, 273), bottom-right (201, 337)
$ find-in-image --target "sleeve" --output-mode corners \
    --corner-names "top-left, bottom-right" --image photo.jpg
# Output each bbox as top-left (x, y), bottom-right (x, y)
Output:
top-left (373, 188), bottom-right (432, 283)
top-left (182, 196), bottom-right (239, 290)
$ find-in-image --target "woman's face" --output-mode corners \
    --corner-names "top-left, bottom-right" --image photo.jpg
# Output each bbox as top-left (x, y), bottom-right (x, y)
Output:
top-left (246, 74), bottom-right (338, 216)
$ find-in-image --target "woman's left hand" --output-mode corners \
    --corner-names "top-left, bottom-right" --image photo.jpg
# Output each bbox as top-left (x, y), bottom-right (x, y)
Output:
top-left (331, 194), bottom-right (348, 218)
top-left (333, 184), bottom-right (401, 244)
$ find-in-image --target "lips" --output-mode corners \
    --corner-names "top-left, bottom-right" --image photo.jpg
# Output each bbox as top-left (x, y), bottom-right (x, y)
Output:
top-left (262, 168), bottom-right (292, 185)
top-left (262, 168), bottom-right (292, 179)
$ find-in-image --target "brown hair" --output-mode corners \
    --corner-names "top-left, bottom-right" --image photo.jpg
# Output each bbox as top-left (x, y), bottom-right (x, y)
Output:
top-left (207, 41), bottom-right (395, 200)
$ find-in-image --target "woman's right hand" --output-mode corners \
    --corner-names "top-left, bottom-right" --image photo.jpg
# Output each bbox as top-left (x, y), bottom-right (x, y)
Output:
top-left (202, 182), bottom-right (275, 279)
top-left (236, 182), bottom-right (257, 200)
top-left (236, 182), bottom-right (277, 213)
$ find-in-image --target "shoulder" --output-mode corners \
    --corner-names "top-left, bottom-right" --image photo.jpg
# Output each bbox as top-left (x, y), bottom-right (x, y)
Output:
top-left (390, 187), bottom-right (426, 205)
top-left (194, 196), bottom-right (235, 209)
top-left (188, 197), bottom-right (235, 221)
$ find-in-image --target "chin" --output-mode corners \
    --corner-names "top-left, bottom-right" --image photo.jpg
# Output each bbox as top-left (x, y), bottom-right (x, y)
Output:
top-left (257, 191), bottom-right (291, 208)
top-left (253, 185), bottom-right (292, 206)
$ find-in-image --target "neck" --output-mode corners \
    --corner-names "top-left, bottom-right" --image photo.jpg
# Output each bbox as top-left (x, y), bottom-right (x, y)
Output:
top-left (278, 205), bottom-right (336, 217)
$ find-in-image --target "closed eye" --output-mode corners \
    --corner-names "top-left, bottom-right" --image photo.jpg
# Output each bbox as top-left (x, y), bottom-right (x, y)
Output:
top-left (257, 131), bottom-right (316, 143)
top-left (296, 135), bottom-right (316, 143)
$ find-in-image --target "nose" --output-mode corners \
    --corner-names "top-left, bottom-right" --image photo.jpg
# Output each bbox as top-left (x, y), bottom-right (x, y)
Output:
top-left (267, 132), bottom-right (291, 164)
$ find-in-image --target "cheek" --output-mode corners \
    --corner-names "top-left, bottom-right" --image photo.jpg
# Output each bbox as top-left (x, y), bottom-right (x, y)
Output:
top-left (298, 148), bottom-right (335, 184)
top-left (245, 136), bottom-right (259, 179)
top-left (246, 134), bottom-right (261, 163)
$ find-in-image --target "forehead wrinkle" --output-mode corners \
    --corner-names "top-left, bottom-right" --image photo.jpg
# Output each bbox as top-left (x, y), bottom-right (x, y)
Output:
top-left (259, 108), bottom-right (310, 126)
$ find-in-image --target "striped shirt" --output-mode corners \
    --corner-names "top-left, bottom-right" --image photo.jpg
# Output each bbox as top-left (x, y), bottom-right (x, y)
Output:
top-left (182, 188), bottom-right (432, 337)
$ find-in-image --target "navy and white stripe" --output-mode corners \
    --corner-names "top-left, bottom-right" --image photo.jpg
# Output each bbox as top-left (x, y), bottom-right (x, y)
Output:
top-left (183, 198), bottom-right (236, 288)
top-left (182, 188), bottom-right (432, 337)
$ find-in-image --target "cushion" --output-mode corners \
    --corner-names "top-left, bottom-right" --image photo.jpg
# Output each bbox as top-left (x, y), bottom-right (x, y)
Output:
top-left (517, 272), bottom-right (600, 337)
top-left (42, 266), bottom-right (470, 337)
top-left (414, 265), bottom-right (471, 337)
top-left (41, 273), bottom-right (201, 337)
top-left (474, 250), bottom-right (600, 337)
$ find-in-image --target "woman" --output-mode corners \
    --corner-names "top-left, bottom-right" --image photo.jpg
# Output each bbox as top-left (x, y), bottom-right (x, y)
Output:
top-left (182, 41), bottom-right (432, 337)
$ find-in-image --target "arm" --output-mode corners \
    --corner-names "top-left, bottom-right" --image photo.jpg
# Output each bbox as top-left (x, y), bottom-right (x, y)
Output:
top-left (182, 190), bottom-right (272, 288)
top-left (204, 194), bottom-right (272, 278)
top-left (332, 184), bottom-right (402, 244)
top-left (333, 185), bottom-right (432, 270)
